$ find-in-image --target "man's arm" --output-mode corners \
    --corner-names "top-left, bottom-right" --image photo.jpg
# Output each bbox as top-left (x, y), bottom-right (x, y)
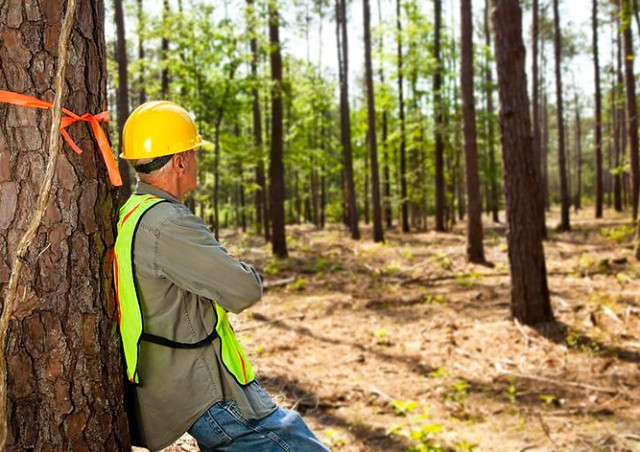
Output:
top-left (153, 209), bottom-right (263, 313)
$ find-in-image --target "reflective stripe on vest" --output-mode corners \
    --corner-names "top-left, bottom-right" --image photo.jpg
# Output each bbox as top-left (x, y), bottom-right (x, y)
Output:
top-left (113, 194), bottom-right (255, 386)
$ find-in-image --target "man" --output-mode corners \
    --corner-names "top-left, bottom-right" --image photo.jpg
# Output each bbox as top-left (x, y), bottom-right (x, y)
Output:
top-left (114, 101), bottom-right (328, 451)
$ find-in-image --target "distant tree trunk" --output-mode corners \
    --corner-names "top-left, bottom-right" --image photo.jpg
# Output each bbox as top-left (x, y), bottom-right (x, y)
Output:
top-left (396, 0), bottom-right (409, 233)
top-left (160, 0), bottom-right (170, 98)
top-left (542, 91), bottom-right (550, 211)
top-left (246, 0), bottom-right (269, 241)
top-left (0, 0), bottom-right (130, 447)
top-left (553, 0), bottom-right (570, 231)
top-left (622, 0), bottom-right (640, 220)
top-left (364, 152), bottom-right (370, 224)
top-left (137, 0), bottom-right (146, 104)
top-left (574, 93), bottom-right (582, 210)
top-left (378, 0), bottom-right (393, 229)
top-left (269, 0), bottom-right (288, 257)
top-left (115, 0), bottom-right (132, 198)
top-left (594, 0), bottom-right (604, 217)
top-left (336, 0), bottom-right (360, 239)
top-left (531, 0), bottom-right (546, 236)
top-left (461, 0), bottom-right (485, 263)
top-left (364, 0), bottom-right (384, 242)
top-left (434, 0), bottom-right (445, 231)
top-left (614, 31), bottom-right (623, 212)
top-left (491, 0), bottom-right (554, 325)
top-left (484, 0), bottom-right (499, 223)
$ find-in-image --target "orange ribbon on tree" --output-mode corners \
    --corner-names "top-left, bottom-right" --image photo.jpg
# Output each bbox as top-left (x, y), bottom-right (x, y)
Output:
top-left (0, 90), bottom-right (122, 186)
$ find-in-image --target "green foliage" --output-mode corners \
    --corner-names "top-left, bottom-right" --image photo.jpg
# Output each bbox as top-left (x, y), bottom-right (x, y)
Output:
top-left (600, 224), bottom-right (635, 244)
top-left (264, 258), bottom-right (282, 276)
top-left (286, 277), bottom-right (307, 292)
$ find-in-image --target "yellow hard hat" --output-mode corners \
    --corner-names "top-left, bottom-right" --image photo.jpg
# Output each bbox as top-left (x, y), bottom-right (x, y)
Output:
top-left (121, 101), bottom-right (203, 159)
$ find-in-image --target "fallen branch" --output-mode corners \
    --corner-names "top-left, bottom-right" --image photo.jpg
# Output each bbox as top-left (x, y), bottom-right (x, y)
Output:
top-left (0, 0), bottom-right (78, 448)
top-left (263, 277), bottom-right (296, 291)
top-left (494, 363), bottom-right (620, 395)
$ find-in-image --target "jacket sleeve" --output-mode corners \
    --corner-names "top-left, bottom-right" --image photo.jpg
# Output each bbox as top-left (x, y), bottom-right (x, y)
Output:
top-left (153, 208), bottom-right (263, 313)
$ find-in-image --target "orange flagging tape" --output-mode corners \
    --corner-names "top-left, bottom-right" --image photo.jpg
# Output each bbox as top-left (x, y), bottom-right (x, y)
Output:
top-left (0, 90), bottom-right (122, 186)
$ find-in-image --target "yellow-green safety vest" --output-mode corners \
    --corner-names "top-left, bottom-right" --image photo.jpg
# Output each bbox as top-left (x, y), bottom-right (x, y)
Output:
top-left (113, 194), bottom-right (255, 386)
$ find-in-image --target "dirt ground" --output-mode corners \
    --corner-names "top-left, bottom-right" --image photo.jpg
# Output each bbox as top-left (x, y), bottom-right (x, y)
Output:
top-left (160, 208), bottom-right (640, 452)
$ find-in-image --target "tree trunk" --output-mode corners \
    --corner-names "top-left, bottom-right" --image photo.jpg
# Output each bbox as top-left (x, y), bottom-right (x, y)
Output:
top-left (531, 0), bottom-right (546, 236)
top-left (491, 0), bottom-right (554, 325)
top-left (115, 0), bottom-right (132, 199)
top-left (553, 0), bottom-right (570, 231)
top-left (0, 0), bottom-right (129, 447)
top-left (396, 0), bottom-right (409, 233)
top-left (461, 0), bottom-right (485, 263)
top-left (364, 0), bottom-right (384, 242)
top-left (161, 0), bottom-right (170, 98)
top-left (614, 30), bottom-right (623, 212)
top-left (485, 0), bottom-right (499, 224)
top-left (377, 0), bottom-right (393, 229)
top-left (246, 0), bottom-right (269, 241)
top-left (336, 0), bottom-right (360, 239)
top-left (268, 0), bottom-right (288, 257)
top-left (137, 0), bottom-right (147, 104)
top-left (434, 0), bottom-right (445, 231)
top-left (622, 0), bottom-right (640, 220)
top-left (574, 93), bottom-right (582, 210)
top-left (594, 0), bottom-right (604, 218)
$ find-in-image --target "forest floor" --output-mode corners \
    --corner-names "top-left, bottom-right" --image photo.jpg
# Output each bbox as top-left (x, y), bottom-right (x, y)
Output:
top-left (161, 208), bottom-right (640, 452)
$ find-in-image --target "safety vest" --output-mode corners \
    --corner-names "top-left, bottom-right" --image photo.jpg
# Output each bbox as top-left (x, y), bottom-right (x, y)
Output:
top-left (113, 194), bottom-right (255, 386)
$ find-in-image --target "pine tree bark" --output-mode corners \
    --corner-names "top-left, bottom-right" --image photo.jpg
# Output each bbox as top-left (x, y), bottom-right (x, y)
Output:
top-left (268, 0), bottom-right (288, 257)
top-left (335, 0), bottom-right (360, 239)
top-left (115, 0), bottom-right (132, 198)
top-left (434, 0), bottom-right (445, 231)
top-left (396, 0), bottom-right (409, 232)
top-left (491, 0), bottom-right (554, 325)
top-left (246, 0), bottom-right (269, 241)
top-left (531, 0), bottom-right (546, 236)
top-left (364, 0), bottom-right (384, 242)
top-left (0, 0), bottom-right (129, 447)
top-left (484, 0), bottom-right (499, 223)
top-left (594, 0), bottom-right (604, 218)
top-left (574, 93), bottom-right (582, 209)
top-left (553, 0), bottom-right (570, 231)
top-left (461, 0), bottom-right (485, 263)
top-left (621, 0), bottom-right (640, 220)
top-left (137, 0), bottom-right (146, 104)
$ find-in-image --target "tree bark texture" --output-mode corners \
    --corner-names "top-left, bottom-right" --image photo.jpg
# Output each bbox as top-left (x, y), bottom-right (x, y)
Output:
top-left (336, 0), bottom-right (360, 240)
top-left (434, 0), bottom-right (445, 231)
top-left (136, 0), bottom-right (146, 104)
top-left (484, 0), bottom-right (499, 223)
top-left (621, 0), bottom-right (640, 220)
top-left (553, 0), bottom-right (570, 231)
top-left (461, 0), bottom-right (485, 263)
top-left (160, 0), bottom-right (170, 98)
top-left (268, 0), bottom-right (288, 257)
top-left (491, 0), bottom-right (554, 325)
top-left (114, 0), bottom-right (131, 199)
top-left (593, 0), bottom-right (604, 218)
top-left (363, 0), bottom-right (384, 242)
top-left (0, 0), bottom-right (129, 448)
top-left (531, 0), bottom-right (546, 237)
top-left (396, 0), bottom-right (408, 233)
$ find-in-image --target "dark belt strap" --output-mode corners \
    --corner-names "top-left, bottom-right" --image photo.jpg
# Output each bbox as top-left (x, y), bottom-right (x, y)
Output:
top-left (141, 328), bottom-right (217, 349)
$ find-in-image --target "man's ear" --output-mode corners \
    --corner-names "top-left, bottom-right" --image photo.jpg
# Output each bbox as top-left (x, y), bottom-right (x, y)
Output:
top-left (173, 154), bottom-right (185, 171)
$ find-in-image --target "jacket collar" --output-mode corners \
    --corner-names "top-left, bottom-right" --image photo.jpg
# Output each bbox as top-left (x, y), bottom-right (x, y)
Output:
top-left (133, 181), bottom-right (181, 204)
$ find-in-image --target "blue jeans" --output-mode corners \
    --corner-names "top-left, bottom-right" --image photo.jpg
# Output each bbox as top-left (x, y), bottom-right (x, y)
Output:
top-left (188, 401), bottom-right (330, 451)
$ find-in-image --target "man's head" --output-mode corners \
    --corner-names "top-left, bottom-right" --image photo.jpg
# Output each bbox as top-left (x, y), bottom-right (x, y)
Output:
top-left (121, 101), bottom-right (202, 200)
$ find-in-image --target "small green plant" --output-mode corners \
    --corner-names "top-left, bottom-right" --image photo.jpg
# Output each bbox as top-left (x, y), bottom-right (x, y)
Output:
top-left (264, 258), bottom-right (281, 276)
top-left (383, 260), bottom-right (403, 275)
top-left (402, 250), bottom-right (415, 261)
top-left (373, 328), bottom-right (391, 346)
top-left (427, 367), bottom-right (449, 379)
top-left (454, 440), bottom-right (479, 451)
top-left (505, 384), bottom-right (519, 403)
top-left (286, 277), bottom-right (306, 292)
top-left (573, 253), bottom-right (597, 276)
top-left (444, 379), bottom-right (471, 404)
top-left (600, 224), bottom-right (635, 244)
top-left (454, 271), bottom-right (482, 288)
top-left (424, 294), bottom-right (448, 305)
top-left (431, 252), bottom-right (452, 270)
top-left (539, 394), bottom-right (558, 406)
top-left (391, 399), bottom-right (419, 416)
top-left (323, 429), bottom-right (347, 448)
